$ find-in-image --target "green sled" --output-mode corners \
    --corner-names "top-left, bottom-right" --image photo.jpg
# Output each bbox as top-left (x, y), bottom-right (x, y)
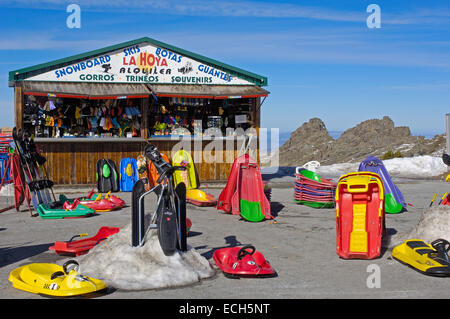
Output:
top-left (239, 199), bottom-right (266, 222)
top-left (299, 169), bottom-right (322, 182)
top-left (384, 193), bottom-right (403, 214)
top-left (36, 203), bottom-right (95, 219)
top-left (294, 199), bottom-right (335, 208)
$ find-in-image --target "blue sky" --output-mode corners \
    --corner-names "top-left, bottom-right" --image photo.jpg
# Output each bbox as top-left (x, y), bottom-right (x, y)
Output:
top-left (1, 0), bottom-right (450, 137)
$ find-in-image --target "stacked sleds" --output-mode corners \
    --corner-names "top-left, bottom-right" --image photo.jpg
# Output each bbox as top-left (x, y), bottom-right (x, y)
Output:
top-left (294, 167), bottom-right (337, 208)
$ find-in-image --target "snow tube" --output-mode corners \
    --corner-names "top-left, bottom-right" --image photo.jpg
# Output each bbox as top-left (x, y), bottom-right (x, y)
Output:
top-left (358, 155), bottom-right (406, 214)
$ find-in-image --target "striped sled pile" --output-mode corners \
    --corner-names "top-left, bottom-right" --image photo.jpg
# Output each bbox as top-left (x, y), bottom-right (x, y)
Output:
top-left (294, 162), bottom-right (337, 208)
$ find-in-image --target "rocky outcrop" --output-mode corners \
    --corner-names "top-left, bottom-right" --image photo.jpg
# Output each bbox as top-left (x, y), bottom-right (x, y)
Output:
top-left (277, 116), bottom-right (446, 167)
top-left (278, 118), bottom-right (334, 166)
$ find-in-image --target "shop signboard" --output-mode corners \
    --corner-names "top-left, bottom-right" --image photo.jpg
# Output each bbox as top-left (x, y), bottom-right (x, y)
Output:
top-left (26, 42), bottom-right (255, 86)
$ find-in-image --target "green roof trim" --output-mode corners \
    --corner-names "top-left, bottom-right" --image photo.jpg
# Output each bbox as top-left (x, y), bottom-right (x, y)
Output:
top-left (9, 37), bottom-right (267, 86)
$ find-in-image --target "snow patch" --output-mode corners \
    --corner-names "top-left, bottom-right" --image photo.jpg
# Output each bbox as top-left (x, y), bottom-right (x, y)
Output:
top-left (76, 223), bottom-right (216, 291)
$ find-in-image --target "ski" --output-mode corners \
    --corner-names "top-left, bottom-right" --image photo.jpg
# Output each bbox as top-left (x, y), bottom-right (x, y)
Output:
top-left (174, 182), bottom-right (187, 252)
top-left (12, 127), bottom-right (43, 211)
top-left (22, 134), bottom-right (55, 203)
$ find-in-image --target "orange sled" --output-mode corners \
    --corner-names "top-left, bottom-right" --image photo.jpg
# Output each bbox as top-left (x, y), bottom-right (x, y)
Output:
top-left (335, 172), bottom-right (385, 259)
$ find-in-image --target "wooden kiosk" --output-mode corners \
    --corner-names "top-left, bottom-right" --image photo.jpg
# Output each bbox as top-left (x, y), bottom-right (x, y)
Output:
top-left (8, 37), bottom-right (269, 185)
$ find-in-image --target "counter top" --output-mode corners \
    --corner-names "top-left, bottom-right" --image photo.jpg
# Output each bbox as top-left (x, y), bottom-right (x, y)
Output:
top-left (35, 136), bottom-right (254, 142)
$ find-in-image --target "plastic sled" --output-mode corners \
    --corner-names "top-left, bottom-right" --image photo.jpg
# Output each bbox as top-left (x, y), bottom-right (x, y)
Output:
top-left (358, 155), bottom-right (406, 214)
top-left (8, 260), bottom-right (107, 297)
top-left (57, 191), bottom-right (124, 210)
top-left (186, 218), bottom-right (192, 235)
top-left (217, 154), bottom-right (254, 214)
top-left (294, 199), bottom-right (335, 208)
top-left (186, 189), bottom-right (217, 207)
top-left (172, 150), bottom-right (197, 190)
top-left (295, 168), bottom-right (337, 188)
top-left (88, 190), bottom-right (125, 208)
top-left (440, 193), bottom-right (450, 205)
top-left (213, 245), bottom-right (276, 278)
top-left (392, 239), bottom-right (450, 277)
top-left (231, 158), bottom-right (272, 222)
top-left (148, 152), bottom-right (170, 188)
top-left (335, 172), bottom-right (385, 259)
top-left (96, 159), bottom-right (119, 193)
top-left (49, 226), bottom-right (120, 256)
top-left (119, 157), bottom-right (139, 192)
top-left (36, 202), bottom-right (95, 219)
top-left (443, 153), bottom-right (450, 166)
top-left (136, 154), bottom-right (150, 189)
top-left (294, 168), bottom-right (336, 208)
top-left (61, 195), bottom-right (119, 212)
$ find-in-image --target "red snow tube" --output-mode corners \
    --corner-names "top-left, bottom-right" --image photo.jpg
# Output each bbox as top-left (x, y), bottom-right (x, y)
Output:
top-left (49, 226), bottom-right (120, 256)
top-left (213, 245), bottom-right (276, 278)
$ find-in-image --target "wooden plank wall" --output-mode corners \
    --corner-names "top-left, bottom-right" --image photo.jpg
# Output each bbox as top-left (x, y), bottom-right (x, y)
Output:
top-left (35, 139), bottom-right (256, 185)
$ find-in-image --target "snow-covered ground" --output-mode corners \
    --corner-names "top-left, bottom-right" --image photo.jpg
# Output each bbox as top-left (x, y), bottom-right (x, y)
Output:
top-left (262, 155), bottom-right (448, 181)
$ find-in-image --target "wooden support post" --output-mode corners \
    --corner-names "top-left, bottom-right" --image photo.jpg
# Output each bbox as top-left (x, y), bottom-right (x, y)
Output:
top-left (254, 97), bottom-right (261, 163)
top-left (141, 97), bottom-right (149, 140)
top-left (14, 84), bottom-right (23, 130)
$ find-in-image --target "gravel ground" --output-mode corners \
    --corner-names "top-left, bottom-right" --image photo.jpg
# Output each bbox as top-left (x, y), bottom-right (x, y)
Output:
top-left (0, 177), bottom-right (449, 300)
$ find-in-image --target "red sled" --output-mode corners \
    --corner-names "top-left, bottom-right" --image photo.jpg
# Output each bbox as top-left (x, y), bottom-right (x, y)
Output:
top-left (217, 154), bottom-right (253, 213)
top-left (213, 245), bottom-right (276, 278)
top-left (63, 197), bottom-right (119, 212)
top-left (335, 172), bottom-right (385, 259)
top-left (49, 226), bottom-right (120, 256)
top-left (87, 190), bottom-right (125, 208)
top-left (440, 193), bottom-right (450, 205)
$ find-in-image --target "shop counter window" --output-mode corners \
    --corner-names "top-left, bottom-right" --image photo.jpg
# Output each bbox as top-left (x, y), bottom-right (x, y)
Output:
top-left (148, 96), bottom-right (256, 138)
top-left (23, 95), bottom-right (143, 139)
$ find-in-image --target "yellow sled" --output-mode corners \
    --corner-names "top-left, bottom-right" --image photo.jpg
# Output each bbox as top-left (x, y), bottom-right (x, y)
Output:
top-left (392, 239), bottom-right (450, 277)
top-left (172, 149), bottom-right (197, 189)
top-left (8, 260), bottom-right (107, 297)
